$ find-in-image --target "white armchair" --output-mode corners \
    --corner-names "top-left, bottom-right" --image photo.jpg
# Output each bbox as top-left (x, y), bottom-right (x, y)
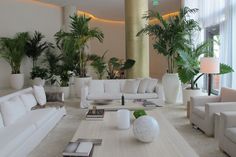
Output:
top-left (190, 87), bottom-right (236, 136)
top-left (219, 112), bottom-right (236, 156)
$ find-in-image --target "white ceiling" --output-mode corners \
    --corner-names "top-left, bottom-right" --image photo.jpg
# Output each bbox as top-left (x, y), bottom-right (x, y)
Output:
top-left (39, 0), bottom-right (181, 20)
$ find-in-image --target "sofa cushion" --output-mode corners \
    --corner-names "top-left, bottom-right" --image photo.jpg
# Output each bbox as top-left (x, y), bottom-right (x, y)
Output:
top-left (193, 106), bottom-right (205, 119)
top-left (104, 81), bottom-right (121, 94)
top-left (0, 113), bottom-right (4, 128)
top-left (221, 87), bottom-right (236, 102)
top-left (123, 93), bottom-right (158, 99)
top-left (87, 93), bottom-right (122, 100)
top-left (20, 94), bottom-right (37, 111)
top-left (146, 79), bottom-right (158, 93)
top-left (0, 121), bottom-right (36, 157)
top-left (123, 80), bottom-right (140, 94)
top-left (89, 80), bottom-right (104, 95)
top-left (225, 127), bottom-right (236, 143)
top-left (0, 97), bottom-right (27, 126)
top-left (33, 85), bottom-right (47, 106)
top-left (138, 79), bottom-right (149, 93)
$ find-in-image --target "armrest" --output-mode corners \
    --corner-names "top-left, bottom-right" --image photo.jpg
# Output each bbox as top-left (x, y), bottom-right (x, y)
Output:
top-left (220, 112), bottom-right (236, 129)
top-left (81, 86), bottom-right (89, 101)
top-left (205, 102), bottom-right (236, 115)
top-left (155, 83), bottom-right (164, 99)
top-left (46, 92), bottom-right (64, 102)
top-left (190, 95), bottom-right (221, 107)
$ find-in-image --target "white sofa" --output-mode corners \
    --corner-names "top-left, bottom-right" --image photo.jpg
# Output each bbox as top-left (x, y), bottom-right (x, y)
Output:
top-left (190, 87), bottom-right (236, 136)
top-left (0, 87), bottom-right (66, 157)
top-left (219, 112), bottom-right (236, 157)
top-left (80, 79), bottom-right (164, 108)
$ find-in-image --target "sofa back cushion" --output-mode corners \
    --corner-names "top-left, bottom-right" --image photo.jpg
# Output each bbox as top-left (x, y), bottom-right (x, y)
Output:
top-left (138, 78), bottom-right (149, 93)
top-left (146, 79), bottom-right (158, 93)
top-left (0, 97), bottom-right (27, 126)
top-left (0, 113), bottom-right (4, 128)
top-left (89, 80), bottom-right (104, 95)
top-left (33, 86), bottom-right (47, 106)
top-left (20, 94), bottom-right (37, 111)
top-left (123, 80), bottom-right (140, 94)
top-left (221, 87), bottom-right (236, 102)
top-left (104, 81), bottom-right (121, 94)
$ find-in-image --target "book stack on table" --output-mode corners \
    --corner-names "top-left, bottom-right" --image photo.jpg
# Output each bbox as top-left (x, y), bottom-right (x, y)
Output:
top-left (86, 108), bottom-right (105, 121)
top-left (63, 141), bottom-right (93, 157)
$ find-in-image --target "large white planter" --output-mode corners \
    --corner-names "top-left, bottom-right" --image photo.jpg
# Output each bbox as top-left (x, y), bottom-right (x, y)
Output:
top-left (32, 78), bottom-right (45, 86)
top-left (10, 74), bottom-right (24, 90)
top-left (182, 87), bottom-right (203, 106)
top-left (60, 86), bottom-right (70, 99)
top-left (74, 77), bottom-right (92, 98)
top-left (162, 73), bottom-right (181, 104)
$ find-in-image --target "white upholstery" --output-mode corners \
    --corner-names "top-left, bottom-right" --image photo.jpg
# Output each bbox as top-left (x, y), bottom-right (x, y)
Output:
top-left (87, 93), bottom-right (122, 100)
top-left (219, 112), bottom-right (236, 156)
top-left (20, 94), bottom-right (37, 111)
top-left (123, 80), bottom-right (140, 93)
top-left (138, 79), bottom-right (149, 93)
top-left (0, 113), bottom-right (4, 128)
top-left (124, 93), bottom-right (158, 99)
top-left (88, 80), bottom-right (104, 95)
top-left (33, 86), bottom-right (46, 106)
top-left (190, 87), bottom-right (236, 136)
top-left (146, 79), bottom-right (158, 93)
top-left (104, 81), bottom-right (121, 94)
top-left (0, 97), bottom-right (27, 126)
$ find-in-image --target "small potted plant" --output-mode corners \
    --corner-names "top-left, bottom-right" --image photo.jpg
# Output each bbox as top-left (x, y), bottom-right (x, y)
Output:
top-left (30, 66), bottom-right (48, 86)
top-left (0, 32), bottom-right (29, 89)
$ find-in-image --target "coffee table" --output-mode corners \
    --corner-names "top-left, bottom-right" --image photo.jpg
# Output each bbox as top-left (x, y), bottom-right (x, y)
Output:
top-left (71, 110), bottom-right (199, 157)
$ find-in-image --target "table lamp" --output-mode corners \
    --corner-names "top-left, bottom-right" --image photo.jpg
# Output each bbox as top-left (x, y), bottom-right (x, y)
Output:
top-left (200, 57), bottom-right (220, 96)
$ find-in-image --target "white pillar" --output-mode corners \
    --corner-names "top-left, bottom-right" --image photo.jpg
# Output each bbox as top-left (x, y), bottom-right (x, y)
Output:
top-left (63, 5), bottom-right (77, 32)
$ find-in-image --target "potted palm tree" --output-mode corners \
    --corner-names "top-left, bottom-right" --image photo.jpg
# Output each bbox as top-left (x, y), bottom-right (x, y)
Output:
top-left (25, 31), bottom-right (50, 86)
top-left (55, 14), bottom-right (104, 97)
top-left (137, 7), bottom-right (200, 104)
top-left (0, 32), bottom-right (29, 89)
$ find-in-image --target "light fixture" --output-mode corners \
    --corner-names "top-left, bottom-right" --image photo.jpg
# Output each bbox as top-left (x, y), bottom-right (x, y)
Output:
top-left (200, 57), bottom-right (220, 95)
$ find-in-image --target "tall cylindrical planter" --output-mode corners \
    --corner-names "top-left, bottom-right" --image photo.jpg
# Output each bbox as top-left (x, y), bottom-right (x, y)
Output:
top-left (32, 78), bottom-right (45, 86)
top-left (162, 73), bottom-right (180, 104)
top-left (182, 87), bottom-right (203, 106)
top-left (61, 86), bottom-right (70, 99)
top-left (10, 74), bottom-right (24, 90)
top-left (74, 77), bottom-right (92, 98)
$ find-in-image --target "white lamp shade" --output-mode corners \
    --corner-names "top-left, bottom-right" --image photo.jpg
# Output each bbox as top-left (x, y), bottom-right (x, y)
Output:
top-left (200, 57), bottom-right (220, 74)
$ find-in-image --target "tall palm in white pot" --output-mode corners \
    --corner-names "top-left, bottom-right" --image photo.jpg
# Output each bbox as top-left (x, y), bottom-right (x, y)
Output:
top-left (0, 32), bottom-right (29, 89)
top-left (137, 7), bottom-right (200, 104)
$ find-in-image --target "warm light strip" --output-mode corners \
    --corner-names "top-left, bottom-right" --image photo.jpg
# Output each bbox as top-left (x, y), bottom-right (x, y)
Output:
top-left (78, 11), bottom-right (179, 24)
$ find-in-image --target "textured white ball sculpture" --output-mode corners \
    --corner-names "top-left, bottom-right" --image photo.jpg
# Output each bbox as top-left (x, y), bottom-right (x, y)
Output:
top-left (133, 115), bottom-right (160, 143)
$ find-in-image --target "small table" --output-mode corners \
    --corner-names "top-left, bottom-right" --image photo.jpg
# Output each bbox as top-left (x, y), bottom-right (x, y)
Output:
top-left (214, 113), bottom-right (220, 139)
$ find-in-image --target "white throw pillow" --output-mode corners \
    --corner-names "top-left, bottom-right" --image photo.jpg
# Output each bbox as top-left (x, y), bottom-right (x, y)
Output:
top-left (33, 85), bottom-right (47, 106)
top-left (146, 79), bottom-right (158, 93)
top-left (0, 113), bottom-right (4, 128)
top-left (0, 97), bottom-right (27, 126)
top-left (104, 81), bottom-right (121, 94)
top-left (123, 80), bottom-right (140, 94)
top-left (138, 79), bottom-right (150, 93)
top-left (20, 94), bottom-right (37, 111)
top-left (88, 80), bottom-right (104, 95)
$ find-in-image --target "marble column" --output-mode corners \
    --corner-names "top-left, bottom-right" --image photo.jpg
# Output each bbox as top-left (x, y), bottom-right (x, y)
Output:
top-left (125, 0), bottom-right (149, 78)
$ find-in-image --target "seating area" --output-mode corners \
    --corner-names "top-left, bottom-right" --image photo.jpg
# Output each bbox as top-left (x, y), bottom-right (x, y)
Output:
top-left (0, 0), bottom-right (236, 157)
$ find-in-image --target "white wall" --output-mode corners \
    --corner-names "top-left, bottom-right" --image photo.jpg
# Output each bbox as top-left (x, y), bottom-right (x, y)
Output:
top-left (0, 0), bottom-right (62, 89)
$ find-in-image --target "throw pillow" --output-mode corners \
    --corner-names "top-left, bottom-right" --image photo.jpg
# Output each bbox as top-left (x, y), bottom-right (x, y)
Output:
top-left (123, 80), bottom-right (140, 94)
top-left (146, 79), bottom-right (158, 93)
top-left (0, 113), bottom-right (4, 128)
top-left (0, 97), bottom-right (27, 126)
top-left (20, 94), bottom-right (37, 111)
top-left (138, 78), bottom-right (149, 93)
top-left (88, 80), bottom-right (104, 95)
top-left (33, 85), bottom-right (47, 106)
top-left (104, 81), bottom-right (121, 94)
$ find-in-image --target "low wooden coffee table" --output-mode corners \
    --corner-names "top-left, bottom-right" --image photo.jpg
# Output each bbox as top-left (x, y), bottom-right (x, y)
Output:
top-left (71, 110), bottom-right (199, 157)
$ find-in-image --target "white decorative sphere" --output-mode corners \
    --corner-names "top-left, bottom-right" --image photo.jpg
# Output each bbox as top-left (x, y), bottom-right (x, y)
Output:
top-left (133, 115), bottom-right (160, 143)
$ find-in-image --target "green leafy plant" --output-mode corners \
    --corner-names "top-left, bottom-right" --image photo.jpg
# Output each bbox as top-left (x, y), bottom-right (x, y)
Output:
top-left (90, 51), bottom-right (107, 79)
top-left (25, 31), bottom-right (50, 68)
top-left (55, 14), bottom-right (104, 77)
top-left (133, 110), bottom-right (147, 119)
top-left (56, 65), bottom-right (73, 87)
top-left (0, 32), bottom-right (29, 74)
top-left (30, 66), bottom-right (48, 80)
top-left (107, 57), bottom-right (135, 79)
top-left (137, 7), bottom-right (200, 73)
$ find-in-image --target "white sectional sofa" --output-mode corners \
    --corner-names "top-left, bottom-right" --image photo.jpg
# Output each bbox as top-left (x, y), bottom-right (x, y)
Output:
top-left (0, 87), bottom-right (66, 157)
top-left (80, 78), bottom-right (164, 108)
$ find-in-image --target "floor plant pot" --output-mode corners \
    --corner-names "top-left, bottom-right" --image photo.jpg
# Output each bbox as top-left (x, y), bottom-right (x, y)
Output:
top-left (60, 86), bottom-right (70, 99)
top-left (182, 87), bottom-right (203, 106)
top-left (74, 77), bottom-right (92, 98)
top-left (162, 73), bottom-right (180, 104)
top-left (32, 78), bottom-right (45, 86)
top-left (10, 74), bottom-right (24, 90)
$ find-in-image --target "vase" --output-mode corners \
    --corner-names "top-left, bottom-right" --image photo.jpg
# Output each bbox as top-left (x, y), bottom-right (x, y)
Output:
top-left (117, 109), bottom-right (130, 130)
top-left (162, 73), bottom-right (180, 104)
top-left (10, 74), bottom-right (24, 90)
top-left (74, 76), bottom-right (92, 98)
top-left (182, 87), bottom-right (203, 106)
top-left (60, 86), bottom-right (70, 99)
top-left (32, 78), bottom-right (45, 86)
